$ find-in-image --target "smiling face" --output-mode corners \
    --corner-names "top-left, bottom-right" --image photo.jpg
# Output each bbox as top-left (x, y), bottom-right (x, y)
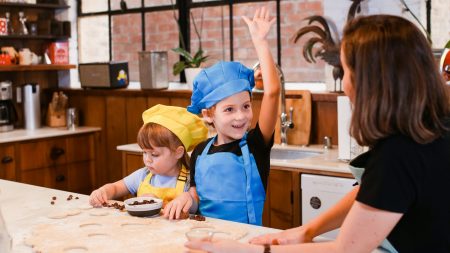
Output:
top-left (203, 91), bottom-right (253, 145)
top-left (142, 145), bottom-right (183, 177)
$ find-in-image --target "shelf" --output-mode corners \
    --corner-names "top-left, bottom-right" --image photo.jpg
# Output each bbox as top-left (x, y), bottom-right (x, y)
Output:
top-left (0, 2), bottom-right (69, 10)
top-left (0, 64), bottom-right (76, 72)
top-left (0, 35), bottom-right (70, 40)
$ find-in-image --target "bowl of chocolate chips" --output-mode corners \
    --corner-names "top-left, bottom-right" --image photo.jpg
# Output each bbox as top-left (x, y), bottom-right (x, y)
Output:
top-left (124, 196), bottom-right (163, 217)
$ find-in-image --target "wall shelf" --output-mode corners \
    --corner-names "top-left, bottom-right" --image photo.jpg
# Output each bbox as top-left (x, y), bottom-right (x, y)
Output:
top-left (0, 35), bottom-right (70, 40)
top-left (0, 2), bottom-right (69, 10)
top-left (0, 64), bottom-right (76, 72)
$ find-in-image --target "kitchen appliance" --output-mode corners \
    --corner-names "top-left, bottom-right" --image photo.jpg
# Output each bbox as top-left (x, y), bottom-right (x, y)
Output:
top-left (337, 96), bottom-right (368, 161)
top-left (0, 81), bottom-right (17, 132)
top-left (138, 51), bottom-right (169, 90)
top-left (301, 174), bottom-right (356, 240)
top-left (79, 62), bottom-right (129, 89)
top-left (23, 83), bottom-right (41, 130)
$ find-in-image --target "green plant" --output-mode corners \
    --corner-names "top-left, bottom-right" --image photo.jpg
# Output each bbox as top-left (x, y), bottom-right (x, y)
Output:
top-left (171, 47), bottom-right (208, 75)
top-left (170, 0), bottom-right (208, 75)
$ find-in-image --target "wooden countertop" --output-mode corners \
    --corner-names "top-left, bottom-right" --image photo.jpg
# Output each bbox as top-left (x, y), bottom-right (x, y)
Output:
top-left (0, 179), bottom-right (280, 252)
top-left (0, 126), bottom-right (101, 144)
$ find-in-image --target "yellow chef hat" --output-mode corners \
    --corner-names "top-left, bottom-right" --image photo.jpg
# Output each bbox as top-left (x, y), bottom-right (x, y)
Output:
top-left (142, 104), bottom-right (208, 152)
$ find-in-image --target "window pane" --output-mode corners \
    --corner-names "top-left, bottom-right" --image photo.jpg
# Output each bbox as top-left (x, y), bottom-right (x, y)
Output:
top-left (232, 2), bottom-right (277, 69)
top-left (281, 0), bottom-right (324, 82)
top-left (144, 0), bottom-right (173, 7)
top-left (145, 10), bottom-right (180, 82)
top-left (78, 16), bottom-right (109, 63)
top-left (111, 13), bottom-right (142, 82)
top-left (111, 0), bottom-right (142, 11)
top-left (81, 0), bottom-right (108, 13)
top-left (190, 6), bottom-right (230, 67)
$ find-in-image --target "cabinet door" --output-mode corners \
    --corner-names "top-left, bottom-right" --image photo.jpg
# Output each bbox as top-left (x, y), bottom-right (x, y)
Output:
top-left (122, 152), bottom-right (144, 177)
top-left (0, 144), bottom-right (16, 181)
top-left (66, 134), bottom-right (94, 163)
top-left (267, 169), bottom-right (300, 229)
top-left (67, 161), bottom-right (94, 194)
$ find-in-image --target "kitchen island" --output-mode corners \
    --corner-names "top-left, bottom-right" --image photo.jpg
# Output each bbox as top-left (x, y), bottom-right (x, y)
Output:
top-left (0, 179), bottom-right (281, 252)
top-left (1, 179), bottom-right (385, 253)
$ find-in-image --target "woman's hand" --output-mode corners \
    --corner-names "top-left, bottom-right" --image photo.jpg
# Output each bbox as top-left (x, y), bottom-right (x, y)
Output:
top-left (185, 239), bottom-right (261, 253)
top-left (249, 226), bottom-right (313, 245)
top-left (242, 6), bottom-right (276, 43)
top-left (163, 192), bottom-right (193, 220)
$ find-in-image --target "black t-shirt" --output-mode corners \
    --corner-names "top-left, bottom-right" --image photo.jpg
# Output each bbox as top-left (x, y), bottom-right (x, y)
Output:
top-left (350, 132), bottom-right (450, 252)
top-left (190, 123), bottom-right (274, 190)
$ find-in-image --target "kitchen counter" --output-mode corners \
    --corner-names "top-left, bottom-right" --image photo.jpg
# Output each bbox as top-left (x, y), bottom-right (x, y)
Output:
top-left (0, 179), bottom-right (280, 252)
top-left (117, 143), bottom-right (352, 175)
top-left (0, 126), bottom-right (101, 144)
top-left (0, 179), bottom-right (384, 253)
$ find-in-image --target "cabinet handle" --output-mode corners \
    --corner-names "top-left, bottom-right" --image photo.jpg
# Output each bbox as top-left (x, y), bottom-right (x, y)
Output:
top-left (50, 147), bottom-right (65, 160)
top-left (55, 175), bottom-right (65, 182)
top-left (1, 156), bottom-right (13, 164)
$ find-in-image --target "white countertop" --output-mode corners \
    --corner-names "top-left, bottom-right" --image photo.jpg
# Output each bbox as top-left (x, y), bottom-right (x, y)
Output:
top-left (117, 143), bottom-right (352, 175)
top-left (0, 179), bottom-right (279, 252)
top-left (0, 126), bottom-right (101, 144)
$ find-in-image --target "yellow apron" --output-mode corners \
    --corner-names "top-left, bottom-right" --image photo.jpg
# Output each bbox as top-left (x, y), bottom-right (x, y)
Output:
top-left (137, 166), bottom-right (188, 205)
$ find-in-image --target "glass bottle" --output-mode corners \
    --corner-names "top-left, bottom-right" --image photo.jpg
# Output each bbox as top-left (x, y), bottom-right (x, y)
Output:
top-left (5, 12), bottom-right (13, 35)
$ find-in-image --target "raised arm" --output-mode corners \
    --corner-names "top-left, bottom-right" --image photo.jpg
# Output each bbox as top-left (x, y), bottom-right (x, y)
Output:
top-left (243, 7), bottom-right (280, 144)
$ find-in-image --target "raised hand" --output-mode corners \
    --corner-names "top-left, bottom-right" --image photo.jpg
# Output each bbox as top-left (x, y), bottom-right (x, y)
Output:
top-left (242, 6), bottom-right (276, 43)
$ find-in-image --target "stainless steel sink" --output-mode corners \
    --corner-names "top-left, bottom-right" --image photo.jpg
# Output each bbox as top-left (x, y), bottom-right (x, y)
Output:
top-left (270, 148), bottom-right (321, 160)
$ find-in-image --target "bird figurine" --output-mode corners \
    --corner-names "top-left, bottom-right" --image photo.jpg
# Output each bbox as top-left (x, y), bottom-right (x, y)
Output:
top-left (292, 0), bottom-right (364, 92)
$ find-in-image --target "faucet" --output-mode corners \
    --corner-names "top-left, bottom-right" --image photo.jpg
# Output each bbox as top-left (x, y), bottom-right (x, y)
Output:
top-left (253, 62), bottom-right (294, 146)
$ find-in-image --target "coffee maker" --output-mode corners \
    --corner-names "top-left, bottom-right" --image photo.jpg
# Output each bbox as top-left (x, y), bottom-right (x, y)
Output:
top-left (0, 81), bottom-right (17, 132)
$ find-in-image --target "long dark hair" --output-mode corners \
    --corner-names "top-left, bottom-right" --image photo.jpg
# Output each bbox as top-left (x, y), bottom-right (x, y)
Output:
top-left (342, 15), bottom-right (450, 146)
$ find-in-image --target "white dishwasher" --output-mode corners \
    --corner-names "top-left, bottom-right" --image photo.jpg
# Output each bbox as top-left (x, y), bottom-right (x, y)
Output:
top-left (301, 174), bottom-right (356, 240)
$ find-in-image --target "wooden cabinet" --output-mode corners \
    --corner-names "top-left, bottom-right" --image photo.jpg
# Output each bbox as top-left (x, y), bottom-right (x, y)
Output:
top-left (263, 168), bottom-right (301, 229)
top-left (0, 143), bottom-right (16, 181)
top-left (1, 132), bottom-right (97, 194)
top-left (121, 151), bottom-right (144, 177)
top-left (263, 166), bottom-right (353, 230)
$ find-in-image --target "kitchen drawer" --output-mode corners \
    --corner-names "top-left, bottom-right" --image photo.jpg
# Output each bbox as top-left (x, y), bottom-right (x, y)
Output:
top-left (19, 138), bottom-right (67, 171)
top-left (0, 143), bottom-right (16, 181)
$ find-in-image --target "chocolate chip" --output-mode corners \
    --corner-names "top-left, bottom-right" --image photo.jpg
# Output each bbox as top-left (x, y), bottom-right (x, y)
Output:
top-left (51, 201), bottom-right (55, 205)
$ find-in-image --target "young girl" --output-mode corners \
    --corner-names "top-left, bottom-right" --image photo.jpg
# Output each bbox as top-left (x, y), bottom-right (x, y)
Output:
top-left (89, 104), bottom-right (208, 208)
top-left (164, 7), bottom-right (280, 225)
top-left (185, 15), bottom-right (450, 253)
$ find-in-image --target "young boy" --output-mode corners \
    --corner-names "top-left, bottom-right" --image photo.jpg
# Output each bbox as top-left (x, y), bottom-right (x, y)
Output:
top-left (164, 7), bottom-right (280, 225)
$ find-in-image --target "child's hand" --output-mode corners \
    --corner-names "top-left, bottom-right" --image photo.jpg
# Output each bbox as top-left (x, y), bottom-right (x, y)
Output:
top-left (89, 187), bottom-right (108, 207)
top-left (163, 192), bottom-right (193, 220)
top-left (242, 6), bottom-right (276, 43)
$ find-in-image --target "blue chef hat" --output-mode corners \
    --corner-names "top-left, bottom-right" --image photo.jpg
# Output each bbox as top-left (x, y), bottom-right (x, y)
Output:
top-left (187, 61), bottom-right (255, 114)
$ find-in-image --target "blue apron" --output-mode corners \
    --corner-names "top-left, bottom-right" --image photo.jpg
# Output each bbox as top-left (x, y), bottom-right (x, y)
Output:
top-left (195, 134), bottom-right (265, 225)
top-left (348, 164), bottom-right (398, 253)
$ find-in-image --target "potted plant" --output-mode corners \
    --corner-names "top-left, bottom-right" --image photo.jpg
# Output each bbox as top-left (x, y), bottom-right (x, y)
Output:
top-left (171, 3), bottom-right (209, 87)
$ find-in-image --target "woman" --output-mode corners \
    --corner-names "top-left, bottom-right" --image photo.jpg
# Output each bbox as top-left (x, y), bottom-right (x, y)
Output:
top-left (185, 14), bottom-right (450, 253)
